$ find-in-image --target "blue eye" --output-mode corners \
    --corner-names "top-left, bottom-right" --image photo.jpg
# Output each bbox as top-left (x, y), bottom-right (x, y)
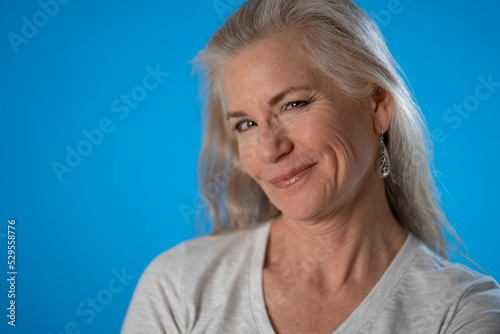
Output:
top-left (283, 100), bottom-right (309, 111)
top-left (234, 119), bottom-right (256, 133)
top-left (232, 100), bottom-right (309, 133)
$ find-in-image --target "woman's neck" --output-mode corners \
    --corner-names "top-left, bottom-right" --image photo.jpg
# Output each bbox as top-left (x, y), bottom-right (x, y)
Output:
top-left (265, 179), bottom-right (408, 293)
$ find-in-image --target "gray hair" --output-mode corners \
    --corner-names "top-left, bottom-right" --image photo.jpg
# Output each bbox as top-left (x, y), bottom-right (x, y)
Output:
top-left (195, 0), bottom-right (456, 257)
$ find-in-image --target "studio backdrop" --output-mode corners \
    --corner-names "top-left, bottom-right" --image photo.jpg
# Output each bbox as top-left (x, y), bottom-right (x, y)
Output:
top-left (1, 0), bottom-right (499, 333)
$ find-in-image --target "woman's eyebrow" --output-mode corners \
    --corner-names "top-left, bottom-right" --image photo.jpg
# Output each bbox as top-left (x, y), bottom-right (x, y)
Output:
top-left (226, 111), bottom-right (248, 121)
top-left (226, 85), bottom-right (312, 121)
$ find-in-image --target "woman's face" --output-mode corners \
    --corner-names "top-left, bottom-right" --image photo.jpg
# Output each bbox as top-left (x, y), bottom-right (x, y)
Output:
top-left (222, 35), bottom-right (389, 222)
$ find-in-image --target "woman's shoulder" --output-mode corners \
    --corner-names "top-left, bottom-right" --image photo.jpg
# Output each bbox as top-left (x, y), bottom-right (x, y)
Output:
top-left (141, 220), bottom-right (272, 281)
top-left (362, 234), bottom-right (500, 333)
top-left (121, 220), bottom-right (272, 333)
top-left (398, 235), bottom-right (500, 332)
top-left (410, 237), bottom-right (499, 289)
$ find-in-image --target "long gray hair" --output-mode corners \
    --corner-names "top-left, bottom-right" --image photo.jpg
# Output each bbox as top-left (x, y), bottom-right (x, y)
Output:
top-left (194, 0), bottom-right (455, 257)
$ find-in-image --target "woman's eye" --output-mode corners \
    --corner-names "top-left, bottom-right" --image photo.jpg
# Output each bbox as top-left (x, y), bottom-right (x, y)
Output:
top-left (283, 100), bottom-right (309, 111)
top-left (234, 120), bottom-right (256, 133)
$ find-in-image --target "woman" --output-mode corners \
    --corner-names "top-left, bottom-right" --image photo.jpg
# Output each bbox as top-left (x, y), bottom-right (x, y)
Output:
top-left (122, 0), bottom-right (500, 333)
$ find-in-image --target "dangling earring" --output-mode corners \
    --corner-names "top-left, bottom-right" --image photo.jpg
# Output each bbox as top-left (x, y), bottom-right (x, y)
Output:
top-left (375, 132), bottom-right (390, 178)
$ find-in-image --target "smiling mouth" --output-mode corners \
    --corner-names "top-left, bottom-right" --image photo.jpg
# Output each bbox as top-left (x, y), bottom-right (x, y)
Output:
top-left (269, 163), bottom-right (317, 189)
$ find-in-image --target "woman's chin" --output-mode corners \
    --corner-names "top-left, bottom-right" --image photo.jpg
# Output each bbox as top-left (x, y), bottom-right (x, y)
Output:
top-left (271, 193), bottom-right (328, 222)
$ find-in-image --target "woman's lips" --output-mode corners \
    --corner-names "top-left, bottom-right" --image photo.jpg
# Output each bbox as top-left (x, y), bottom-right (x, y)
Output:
top-left (269, 163), bottom-right (317, 189)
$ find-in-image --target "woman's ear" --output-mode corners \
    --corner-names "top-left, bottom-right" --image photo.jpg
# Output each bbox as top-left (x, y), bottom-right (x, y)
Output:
top-left (370, 86), bottom-right (393, 134)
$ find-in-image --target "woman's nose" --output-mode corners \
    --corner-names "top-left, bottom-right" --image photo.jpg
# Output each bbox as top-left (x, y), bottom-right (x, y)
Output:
top-left (257, 125), bottom-right (293, 163)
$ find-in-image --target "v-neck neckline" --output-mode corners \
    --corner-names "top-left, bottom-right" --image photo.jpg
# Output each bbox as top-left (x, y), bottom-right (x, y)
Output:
top-left (248, 219), bottom-right (420, 333)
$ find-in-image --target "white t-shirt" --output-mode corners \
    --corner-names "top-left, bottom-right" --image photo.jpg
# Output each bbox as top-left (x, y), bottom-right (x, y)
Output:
top-left (121, 219), bottom-right (500, 333)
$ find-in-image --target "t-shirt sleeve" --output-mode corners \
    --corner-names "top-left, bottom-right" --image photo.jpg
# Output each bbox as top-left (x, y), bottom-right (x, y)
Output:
top-left (121, 243), bottom-right (187, 334)
top-left (446, 276), bottom-right (500, 334)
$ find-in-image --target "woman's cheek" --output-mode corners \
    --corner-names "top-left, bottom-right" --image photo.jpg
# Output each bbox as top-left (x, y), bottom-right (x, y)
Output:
top-left (292, 111), bottom-right (343, 148)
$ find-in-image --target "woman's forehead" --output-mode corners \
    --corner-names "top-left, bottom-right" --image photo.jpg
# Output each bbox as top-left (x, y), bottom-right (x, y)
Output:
top-left (222, 38), bottom-right (323, 102)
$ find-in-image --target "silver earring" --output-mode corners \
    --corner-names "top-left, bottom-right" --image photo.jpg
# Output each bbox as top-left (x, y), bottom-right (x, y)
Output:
top-left (375, 133), bottom-right (390, 178)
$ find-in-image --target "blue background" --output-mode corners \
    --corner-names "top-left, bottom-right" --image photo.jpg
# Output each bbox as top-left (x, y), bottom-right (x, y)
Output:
top-left (1, 0), bottom-right (499, 332)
